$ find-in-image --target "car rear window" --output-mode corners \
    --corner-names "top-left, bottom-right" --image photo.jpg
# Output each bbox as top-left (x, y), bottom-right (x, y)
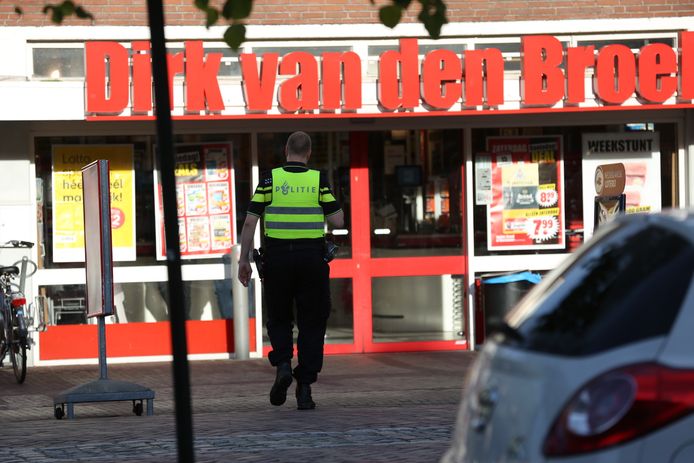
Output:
top-left (507, 222), bottom-right (694, 356)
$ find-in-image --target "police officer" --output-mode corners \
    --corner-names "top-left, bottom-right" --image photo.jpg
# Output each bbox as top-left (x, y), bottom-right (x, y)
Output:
top-left (238, 131), bottom-right (344, 410)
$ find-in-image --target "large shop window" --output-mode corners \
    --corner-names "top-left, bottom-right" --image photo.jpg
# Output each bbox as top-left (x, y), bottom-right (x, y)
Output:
top-left (368, 129), bottom-right (464, 257)
top-left (34, 133), bottom-right (252, 324)
top-left (470, 123), bottom-right (679, 256)
top-left (41, 279), bottom-right (248, 325)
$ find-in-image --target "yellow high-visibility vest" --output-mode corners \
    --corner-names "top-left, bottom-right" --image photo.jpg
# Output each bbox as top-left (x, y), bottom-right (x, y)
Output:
top-left (264, 167), bottom-right (324, 239)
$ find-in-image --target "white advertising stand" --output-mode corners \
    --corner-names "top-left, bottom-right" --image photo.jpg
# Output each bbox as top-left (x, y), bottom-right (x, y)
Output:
top-left (53, 160), bottom-right (154, 419)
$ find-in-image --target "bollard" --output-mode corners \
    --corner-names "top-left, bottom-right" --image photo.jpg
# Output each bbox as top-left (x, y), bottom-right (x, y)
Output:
top-left (19, 256), bottom-right (28, 294)
top-left (230, 244), bottom-right (250, 360)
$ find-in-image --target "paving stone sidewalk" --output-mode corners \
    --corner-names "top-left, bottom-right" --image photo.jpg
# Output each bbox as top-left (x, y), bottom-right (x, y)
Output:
top-left (0, 351), bottom-right (476, 462)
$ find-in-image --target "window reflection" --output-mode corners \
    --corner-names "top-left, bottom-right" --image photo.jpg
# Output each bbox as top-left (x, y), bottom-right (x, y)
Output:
top-left (369, 129), bottom-right (463, 257)
top-left (372, 274), bottom-right (465, 343)
top-left (206, 48), bottom-right (241, 77)
top-left (41, 279), bottom-right (245, 325)
top-left (327, 278), bottom-right (353, 344)
top-left (509, 224), bottom-right (694, 356)
top-left (32, 48), bottom-right (85, 79)
top-left (575, 38), bottom-right (674, 50)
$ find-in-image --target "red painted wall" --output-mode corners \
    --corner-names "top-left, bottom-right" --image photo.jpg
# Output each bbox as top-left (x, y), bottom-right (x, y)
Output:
top-left (39, 319), bottom-right (257, 361)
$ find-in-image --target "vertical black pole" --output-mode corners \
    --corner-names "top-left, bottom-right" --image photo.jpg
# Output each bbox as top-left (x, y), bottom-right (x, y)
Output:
top-left (145, 1), bottom-right (195, 461)
top-left (98, 317), bottom-right (107, 380)
top-left (98, 159), bottom-right (111, 382)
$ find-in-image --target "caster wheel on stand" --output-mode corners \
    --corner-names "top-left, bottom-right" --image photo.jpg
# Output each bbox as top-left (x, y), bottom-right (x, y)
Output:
top-left (133, 401), bottom-right (144, 416)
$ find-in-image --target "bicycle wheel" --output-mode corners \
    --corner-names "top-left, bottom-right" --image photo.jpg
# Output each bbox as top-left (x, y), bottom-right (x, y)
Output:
top-left (9, 314), bottom-right (26, 383)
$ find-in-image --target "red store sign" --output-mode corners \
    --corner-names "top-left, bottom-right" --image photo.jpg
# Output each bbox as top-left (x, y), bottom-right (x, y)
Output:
top-left (85, 32), bottom-right (694, 117)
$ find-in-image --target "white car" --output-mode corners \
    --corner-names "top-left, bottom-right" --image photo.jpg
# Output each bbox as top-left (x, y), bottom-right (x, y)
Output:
top-left (443, 209), bottom-right (694, 463)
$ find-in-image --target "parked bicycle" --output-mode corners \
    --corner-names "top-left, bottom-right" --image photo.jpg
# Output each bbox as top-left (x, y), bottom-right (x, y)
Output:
top-left (0, 240), bottom-right (34, 384)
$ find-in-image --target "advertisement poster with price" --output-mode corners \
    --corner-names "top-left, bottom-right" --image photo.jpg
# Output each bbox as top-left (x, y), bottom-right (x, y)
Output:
top-left (51, 145), bottom-right (136, 262)
top-left (154, 143), bottom-right (236, 259)
top-left (485, 136), bottom-right (565, 251)
top-left (581, 132), bottom-right (660, 241)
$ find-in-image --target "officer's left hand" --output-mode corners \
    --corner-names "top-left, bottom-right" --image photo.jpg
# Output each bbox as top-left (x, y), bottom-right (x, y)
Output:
top-left (238, 260), bottom-right (252, 287)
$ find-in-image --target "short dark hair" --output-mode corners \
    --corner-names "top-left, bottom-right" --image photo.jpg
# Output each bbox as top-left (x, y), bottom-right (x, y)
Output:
top-left (286, 131), bottom-right (311, 157)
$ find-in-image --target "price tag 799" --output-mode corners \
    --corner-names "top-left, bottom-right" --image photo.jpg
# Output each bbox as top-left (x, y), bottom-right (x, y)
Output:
top-left (526, 216), bottom-right (559, 241)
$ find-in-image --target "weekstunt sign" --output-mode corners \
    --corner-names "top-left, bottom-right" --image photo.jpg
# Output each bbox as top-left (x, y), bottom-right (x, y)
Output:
top-left (581, 132), bottom-right (661, 241)
top-left (85, 32), bottom-right (694, 118)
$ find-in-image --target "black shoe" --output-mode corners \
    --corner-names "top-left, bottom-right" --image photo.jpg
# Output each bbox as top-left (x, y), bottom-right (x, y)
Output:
top-left (270, 363), bottom-right (293, 406)
top-left (296, 382), bottom-right (316, 410)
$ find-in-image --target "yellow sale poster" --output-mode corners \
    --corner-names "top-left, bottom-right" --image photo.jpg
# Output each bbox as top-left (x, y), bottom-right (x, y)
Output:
top-left (52, 145), bottom-right (136, 262)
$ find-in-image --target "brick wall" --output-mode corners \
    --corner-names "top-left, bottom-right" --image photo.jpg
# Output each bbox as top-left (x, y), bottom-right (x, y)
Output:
top-left (1, 0), bottom-right (693, 27)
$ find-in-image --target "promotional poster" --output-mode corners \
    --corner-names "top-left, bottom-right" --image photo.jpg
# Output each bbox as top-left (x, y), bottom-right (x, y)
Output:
top-left (154, 143), bottom-right (236, 259)
top-left (482, 136), bottom-right (565, 251)
top-left (52, 145), bottom-right (136, 262)
top-left (582, 132), bottom-right (661, 240)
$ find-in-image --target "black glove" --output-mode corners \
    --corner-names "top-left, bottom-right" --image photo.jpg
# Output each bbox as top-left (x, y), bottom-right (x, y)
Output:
top-left (324, 242), bottom-right (339, 263)
top-left (252, 248), bottom-right (264, 279)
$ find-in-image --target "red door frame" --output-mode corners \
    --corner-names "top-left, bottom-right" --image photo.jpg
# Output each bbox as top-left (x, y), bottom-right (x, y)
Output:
top-left (341, 131), bottom-right (469, 354)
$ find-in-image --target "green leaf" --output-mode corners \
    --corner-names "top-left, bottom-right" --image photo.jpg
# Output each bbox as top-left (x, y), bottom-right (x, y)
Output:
top-left (205, 7), bottom-right (219, 28)
top-left (222, 0), bottom-right (253, 20)
top-left (60, 1), bottom-right (75, 16)
top-left (416, 0), bottom-right (447, 39)
top-left (41, 1), bottom-right (93, 23)
top-left (14, 6), bottom-right (23, 15)
top-left (51, 8), bottom-right (64, 23)
top-left (379, 5), bottom-right (402, 29)
top-left (194, 0), bottom-right (209, 11)
top-left (223, 23), bottom-right (246, 50)
top-left (222, 1), bottom-right (232, 19)
top-left (394, 0), bottom-right (412, 8)
top-left (75, 6), bottom-right (94, 20)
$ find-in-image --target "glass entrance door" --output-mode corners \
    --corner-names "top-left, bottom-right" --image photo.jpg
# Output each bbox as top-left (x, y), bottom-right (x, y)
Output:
top-left (350, 130), bottom-right (469, 353)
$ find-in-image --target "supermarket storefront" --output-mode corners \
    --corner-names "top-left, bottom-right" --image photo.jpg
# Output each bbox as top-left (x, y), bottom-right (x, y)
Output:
top-left (2, 20), bottom-right (692, 365)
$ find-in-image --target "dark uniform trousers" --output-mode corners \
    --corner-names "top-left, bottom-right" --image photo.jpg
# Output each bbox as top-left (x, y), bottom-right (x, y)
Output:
top-left (263, 242), bottom-right (331, 385)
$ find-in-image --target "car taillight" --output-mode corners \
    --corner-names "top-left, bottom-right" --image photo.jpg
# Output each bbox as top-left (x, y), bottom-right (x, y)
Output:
top-left (10, 297), bottom-right (26, 308)
top-left (544, 363), bottom-right (694, 456)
